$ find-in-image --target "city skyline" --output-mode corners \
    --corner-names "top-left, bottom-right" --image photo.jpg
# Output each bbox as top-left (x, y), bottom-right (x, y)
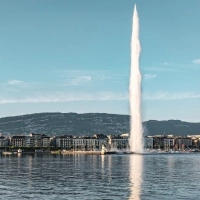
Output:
top-left (0, 0), bottom-right (200, 122)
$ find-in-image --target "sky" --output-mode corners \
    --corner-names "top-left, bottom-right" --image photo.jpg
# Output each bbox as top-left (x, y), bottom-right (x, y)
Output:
top-left (0, 0), bottom-right (200, 122)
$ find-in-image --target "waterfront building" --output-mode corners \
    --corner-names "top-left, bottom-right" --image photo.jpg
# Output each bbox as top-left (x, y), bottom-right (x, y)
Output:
top-left (42, 135), bottom-right (50, 147)
top-left (174, 137), bottom-right (192, 150)
top-left (25, 135), bottom-right (32, 147)
top-left (4, 132), bottom-right (200, 151)
top-left (82, 136), bottom-right (97, 151)
top-left (50, 136), bottom-right (56, 147)
top-left (175, 137), bottom-right (182, 150)
top-left (153, 136), bottom-right (165, 149)
top-left (163, 138), bottom-right (175, 150)
top-left (56, 135), bottom-right (73, 149)
top-left (73, 137), bottom-right (85, 151)
top-left (93, 134), bottom-right (108, 150)
top-left (30, 133), bottom-right (42, 147)
top-left (0, 136), bottom-right (5, 147)
top-left (182, 137), bottom-right (192, 149)
top-left (108, 135), bottom-right (129, 150)
top-left (191, 137), bottom-right (198, 149)
top-left (10, 136), bottom-right (25, 147)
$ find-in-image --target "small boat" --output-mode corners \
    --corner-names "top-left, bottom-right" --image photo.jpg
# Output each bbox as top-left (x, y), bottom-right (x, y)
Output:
top-left (18, 149), bottom-right (22, 153)
top-left (2, 152), bottom-right (13, 155)
top-left (103, 151), bottom-right (118, 155)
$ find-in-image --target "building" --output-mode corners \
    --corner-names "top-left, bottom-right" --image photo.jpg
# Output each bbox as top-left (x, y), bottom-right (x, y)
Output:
top-left (174, 137), bottom-right (192, 150)
top-left (0, 136), bottom-right (5, 147)
top-left (187, 135), bottom-right (200, 149)
top-left (73, 137), bottom-right (85, 151)
top-left (182, 137), bottom-right (192, 149)
top-left (82, 136), bottom-right (97, 151)
top-left (30, 133), bottom-right (42, 147)
top-left (163, 138), bottom-right (175, 150)
top-left (50, 136), bottom-right (56, 147)
top-left (10, 136), bottom-right (25, 147)
top-left (56, 135), bottom-right (73, 149)
top-left (108, 135), bottom-right (129, 150)
top-left (153, 136), bottom-right (165, 149)
top-left (25, 135), bottom-right (32, 147)
top-left (93, 134), bottom-right (108, 150)
top-left (42, 136), bottom-right (50, 147)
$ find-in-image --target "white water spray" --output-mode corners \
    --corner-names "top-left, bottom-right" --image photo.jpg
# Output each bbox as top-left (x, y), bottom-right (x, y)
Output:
top-left (129, 5), bottom-right (143, 153)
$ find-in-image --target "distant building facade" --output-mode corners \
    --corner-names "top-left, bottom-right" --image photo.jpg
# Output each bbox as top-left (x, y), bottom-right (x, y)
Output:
top-left (10, 136), bottom-right (25, 147)
top-left (56, 135), bottom-right (73, 149)
top-left (108, 135), bottom-right (129, 150)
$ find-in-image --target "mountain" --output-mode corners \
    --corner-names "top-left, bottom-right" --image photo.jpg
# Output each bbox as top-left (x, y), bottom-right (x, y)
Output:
top-left (0, 112), bottom-right (199, 136)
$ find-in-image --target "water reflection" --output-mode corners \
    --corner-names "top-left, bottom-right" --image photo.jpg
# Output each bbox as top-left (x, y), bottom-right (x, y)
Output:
top-left (129, 155), bottom-right (143, 200)
top-left (101, 154), bottom-right (105, 170)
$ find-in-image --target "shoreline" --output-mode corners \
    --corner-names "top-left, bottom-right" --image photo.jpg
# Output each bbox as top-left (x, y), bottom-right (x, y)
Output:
top-left (1, 149), bottom-right (200, 156)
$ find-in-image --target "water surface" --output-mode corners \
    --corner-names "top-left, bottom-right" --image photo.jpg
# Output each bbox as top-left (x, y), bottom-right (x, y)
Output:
top-left (0, 153), bottom-right (199, 199)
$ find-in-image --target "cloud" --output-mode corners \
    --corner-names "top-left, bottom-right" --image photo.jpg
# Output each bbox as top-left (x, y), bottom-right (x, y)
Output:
top-left (143, 65), bottom-right (177, 72)
top-left (1, 91), bottom-right (200, 104)
top-left (0, 92), bottom-right (127, 104)
top-left (192, 59), bottom-right (200, 64)
top-left (143, 74), bottom-right (157, 80)
top-left (144, 61), bottom-right (200, 72)
top-left (65, 76), bottom-right (92, 86)
top-left (143, 92), bottom-right (200, 100)
top-left (8, 80), bottom-right (24, 85)
top-left (99, 75), bottom-right (111, 80)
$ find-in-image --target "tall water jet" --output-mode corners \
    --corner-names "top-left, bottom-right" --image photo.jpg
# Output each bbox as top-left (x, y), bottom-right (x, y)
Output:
top-left (129, 5), bottom-right (143, 153)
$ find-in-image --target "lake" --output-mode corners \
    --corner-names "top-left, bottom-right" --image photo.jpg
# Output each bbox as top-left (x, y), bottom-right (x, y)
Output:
top-left (0, 153), bottom-right (200, 199)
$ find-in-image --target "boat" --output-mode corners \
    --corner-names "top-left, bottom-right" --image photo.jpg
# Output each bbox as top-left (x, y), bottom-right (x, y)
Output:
top-left (101, 145), bottom-right (130, 155)
top-left (18, 149), bottom-right (22, 153)
top-left (103, 151), bottom-right (118, 155)
top-left (2, 152), bottom-right (13, 155)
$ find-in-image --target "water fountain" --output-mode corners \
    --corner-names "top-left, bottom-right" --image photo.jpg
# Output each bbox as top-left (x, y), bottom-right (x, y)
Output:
top-left (102, 5), bottom-right (143, 155)
top-left (129, 5), bottom-right (143, 154)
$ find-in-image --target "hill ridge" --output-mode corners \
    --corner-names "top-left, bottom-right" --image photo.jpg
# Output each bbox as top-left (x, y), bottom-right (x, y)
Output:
top-left (0, 112), bottom-right (199, 136)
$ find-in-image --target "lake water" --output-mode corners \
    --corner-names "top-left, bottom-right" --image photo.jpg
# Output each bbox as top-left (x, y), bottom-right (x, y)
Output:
top-left (0, 153), bottom-right (200, 200)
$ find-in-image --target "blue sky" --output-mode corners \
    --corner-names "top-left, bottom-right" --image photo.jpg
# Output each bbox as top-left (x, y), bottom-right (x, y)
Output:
top-left (0, 0), bottom-right (200, 122)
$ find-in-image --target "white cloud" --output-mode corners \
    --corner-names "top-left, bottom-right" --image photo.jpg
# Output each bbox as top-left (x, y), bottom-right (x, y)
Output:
top-left (65, 76), bottom-right (92, 85)
top-left (8, 80), bottom-right (24, 85)
top-left (161, 62), bottom-right (179, 67)
top-left (0, 92), bottom-right (127, 104)
top-left (99, 75), bottom-right (111, 80)
top-left (145, 61), bottom-right (200, 72)
top-left (192, 59), bottom-right (200, 64)
top-left (143, 74), bottom-right (157, 80)
top-left (1, 91), bottom-right (200, 104)
top-left (143, 92), bottom-right (200, 100)
top-left (144, 65), bottom-right (177, 72)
